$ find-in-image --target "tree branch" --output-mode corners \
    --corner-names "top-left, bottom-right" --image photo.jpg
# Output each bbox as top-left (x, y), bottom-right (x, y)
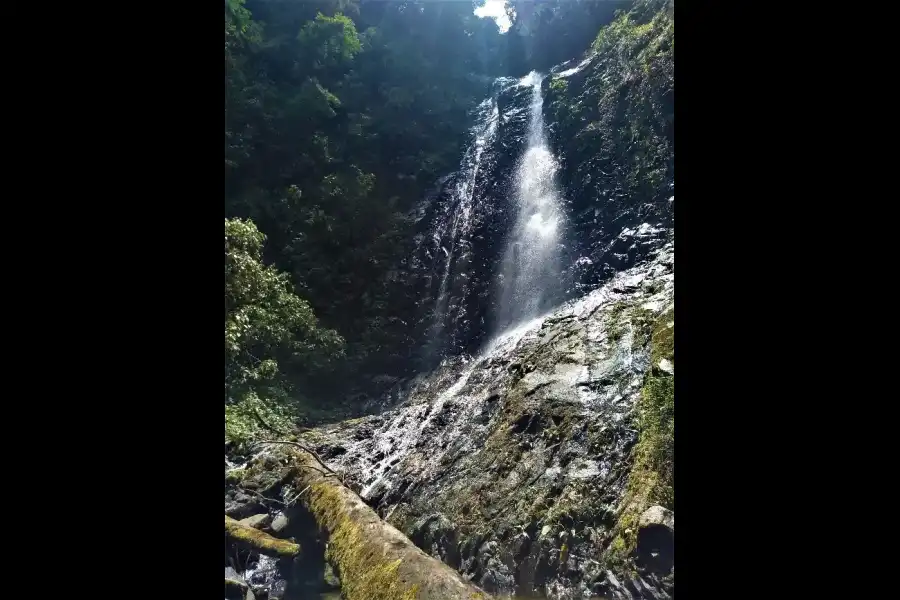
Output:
top-left (251, 440), bottom-right (336, 475)
top-left (251, 406), bottom-right (290, 435)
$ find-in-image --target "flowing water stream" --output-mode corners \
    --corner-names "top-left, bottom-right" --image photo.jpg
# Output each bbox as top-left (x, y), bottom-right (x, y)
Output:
top-left (496, 71), bottom-right (567, 331)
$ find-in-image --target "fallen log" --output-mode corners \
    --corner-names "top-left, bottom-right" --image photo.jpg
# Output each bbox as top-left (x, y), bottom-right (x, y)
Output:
top-left (277, 446), bottom-right (490, 600)
top-left (225, 515), bottom-right (301, 557)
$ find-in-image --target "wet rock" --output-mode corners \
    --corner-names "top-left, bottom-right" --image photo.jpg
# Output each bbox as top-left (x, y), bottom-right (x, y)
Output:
top-left (475, 540), bottom-right (515, 593)
top-left (353, 425), bottom-right (374, 441)
top-left (225, 567), bottom-right (255, 600)
top-left (263, 579), bottom-right (287, 600)
top-left (239, 513), bottom-right (271, 530)
top-left (321, 444), bottom-right (347, 459)
top-left (512, 532), bottom-right (531, 561)
top-left (226, 501), bottom-right (267, 520)
top-left (639, 505), bottom-right (674, 530)
top-left (411, 514), bottom-right (459, 566)
top-left (297, 241), bottom-right (675, 599)
top-left (270, 513), bottom-right (289, 534)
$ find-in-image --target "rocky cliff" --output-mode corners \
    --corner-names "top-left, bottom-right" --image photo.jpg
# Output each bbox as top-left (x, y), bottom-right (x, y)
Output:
top-left (225, 1), bottom-right (675, 598)
top-left (302, 239), bottom-right (673, 600)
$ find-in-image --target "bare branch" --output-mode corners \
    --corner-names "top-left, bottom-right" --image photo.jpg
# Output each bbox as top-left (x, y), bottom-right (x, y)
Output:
top-left (251, 440), bottom-right (336, 475)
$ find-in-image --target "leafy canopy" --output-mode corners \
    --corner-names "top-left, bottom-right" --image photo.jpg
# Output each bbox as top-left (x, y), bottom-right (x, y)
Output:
top-left (225, 218), bottom-right (343, 399)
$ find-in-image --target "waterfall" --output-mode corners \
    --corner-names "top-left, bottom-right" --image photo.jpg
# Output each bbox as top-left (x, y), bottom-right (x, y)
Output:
top-left (431, 96), bottom-right (499, 337)
top-left (496, 71), bottom-right (566, 331)
top-left (412, 72), bottom-right (568, 363)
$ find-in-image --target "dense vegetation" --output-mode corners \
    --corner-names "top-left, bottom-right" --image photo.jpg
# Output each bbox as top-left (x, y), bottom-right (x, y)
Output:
top-left (225, 2), bottom-right (676, 595)
top-left (224, 0), bottom-right (654, 433)
top-left (225, 0), bottom-right (511, 428)
top-left (547, 0), bottom-right (674, 218)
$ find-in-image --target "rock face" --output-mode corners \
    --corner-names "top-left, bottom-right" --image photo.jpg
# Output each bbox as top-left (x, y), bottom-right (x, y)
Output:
top-left (302, 242), bottom-right (675, 599)
top-left (398, 76), bottom-right (539, 369)
top-left (545, 0), bottom-right (674, 299)
top-left (225, 3), bottom-right (675, 597)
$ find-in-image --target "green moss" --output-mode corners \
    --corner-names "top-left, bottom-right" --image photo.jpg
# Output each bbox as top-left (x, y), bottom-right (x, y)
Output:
top-left (605, 308), bottom-right (674, 566)
top-left (225, 515), bottom-right (301, 557)
top-left (551, 0), bottom-right (672, 214)
top-left (307, 483), bottom-right (425, 600)
top-left (606, 301), bottom-right (634, 342)
top-left (550, 78), bottom-right (568, 94)
top-left (225, 468), bottom-right (246, 484)
top-left (629, 306), bottom-right (656, 350)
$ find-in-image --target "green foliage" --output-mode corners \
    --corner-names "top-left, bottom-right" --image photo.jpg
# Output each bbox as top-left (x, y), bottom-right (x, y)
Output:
top-left (298, 12), bottom-right (362, 69)
top-left (225, 390), bottom-right (300, 448)
top-left (547, 0), bottom-right (673, 214)
top-left (225, 217), bottom-right (343, 399)
top-left (606, 306), bottom-right (674, 566)
top-left (224, 0), bottom-right (506, 390)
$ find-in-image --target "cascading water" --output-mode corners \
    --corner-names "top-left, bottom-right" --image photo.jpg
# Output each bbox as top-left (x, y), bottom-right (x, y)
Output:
top-left (411, 77), bottom-right (518, 362)
top-left (229, 64), bottom-right (675, 600)
top-left (227, 8), bottom-right (676, 595)
top-left (496, 71), bottom-right (567, 331)
top-left (429, 96), bottom-right (500, 352)
top-left (410, 72), bottom-right (569, 364)
top-left (354, 71), bottom-right (579, 526)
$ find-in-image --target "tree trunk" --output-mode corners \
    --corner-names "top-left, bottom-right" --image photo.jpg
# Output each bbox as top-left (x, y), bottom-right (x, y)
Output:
top-left (284, 447), bottom-right (490, 600)
top-left (225, 515), bottom-right (301, 557)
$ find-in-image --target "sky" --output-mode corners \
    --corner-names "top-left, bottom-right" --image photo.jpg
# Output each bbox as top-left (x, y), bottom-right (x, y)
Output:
top-left (474, 0), bottom-right (511, 33)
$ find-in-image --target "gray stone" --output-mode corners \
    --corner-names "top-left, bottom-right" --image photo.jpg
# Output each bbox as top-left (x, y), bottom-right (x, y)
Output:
top-left (270, 513), bottom-right (289, 534)
top-left (638, 505), bottom-right (674, 530)
top-left (239, 513), bottom-right (271, 530)
top-left (225, 501), bottom-right (267, 519)
top-left (225, 568), bottom-right (255, 600)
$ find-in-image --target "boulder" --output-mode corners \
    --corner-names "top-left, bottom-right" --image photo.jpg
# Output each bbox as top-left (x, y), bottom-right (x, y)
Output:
top-left (225, 501), bottom-right (267, 520)
top-left (638, 505), bottom-right (674, 530)
top-left (239, 513), bottom-right (272, 530)
top-left (270, 513), bottom-right (289, 534)
top-left (225, 567), bottom-right (256, 600)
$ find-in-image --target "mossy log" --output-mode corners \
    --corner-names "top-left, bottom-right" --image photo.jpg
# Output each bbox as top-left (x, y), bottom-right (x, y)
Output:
top-left (225, 515), bottom-right (301, 557)
top-left (285, 448), bottom-right (490, 600)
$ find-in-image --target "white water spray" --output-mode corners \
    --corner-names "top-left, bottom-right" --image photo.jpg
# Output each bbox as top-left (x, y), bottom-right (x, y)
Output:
top-left (497, 71), bottom-right (567, 330)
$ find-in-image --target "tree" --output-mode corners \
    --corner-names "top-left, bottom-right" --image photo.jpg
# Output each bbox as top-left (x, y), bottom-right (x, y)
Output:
top-left (224, 1), bottom-right (507, 394)
top-left (225, 218), bottom-right (343, 401)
